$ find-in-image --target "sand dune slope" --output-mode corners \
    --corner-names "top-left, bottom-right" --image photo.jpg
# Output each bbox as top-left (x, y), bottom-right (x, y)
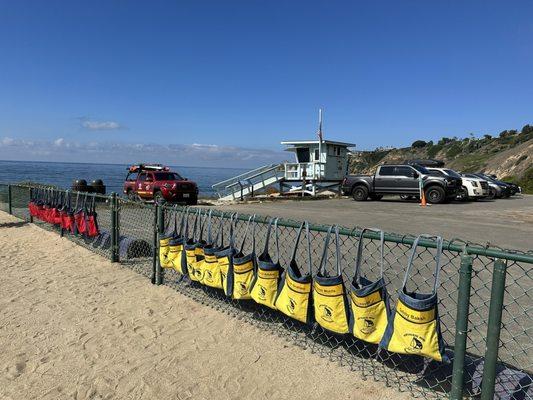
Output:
top-left (0, 212), bottom-right (408, 400)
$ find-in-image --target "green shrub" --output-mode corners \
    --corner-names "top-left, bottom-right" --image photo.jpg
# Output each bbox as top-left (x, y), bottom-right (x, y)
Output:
top-left (427, 144), bottom-right (443, 158)
top-left (446, 143), bottom-right (463, 158)
top-left (503, 167), bottom-right (533, 194)
top-left (411, 140), bottom-right (427, 148)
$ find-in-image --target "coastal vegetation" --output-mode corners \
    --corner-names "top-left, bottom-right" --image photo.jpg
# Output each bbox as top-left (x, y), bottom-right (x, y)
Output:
top-left (349, 125), bottom-right (533, 193)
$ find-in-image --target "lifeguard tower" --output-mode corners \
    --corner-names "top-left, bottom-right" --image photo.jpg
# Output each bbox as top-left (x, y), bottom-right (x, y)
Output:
top-left (212, 110), bottom-right (355, 201)
top-left (280, 139), bottom-right (354, 196)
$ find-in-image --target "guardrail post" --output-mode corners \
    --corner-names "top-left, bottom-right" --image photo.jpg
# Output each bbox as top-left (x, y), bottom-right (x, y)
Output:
top-left (7, 184), bottom-right (12, 215)
top-left (480, 259), bottom-right (507, 400)
top-left (155, 204), bottom-right (164, 285)
top-left (110, 193), bottom-right (119, 262)
top-left (450, 254), bottom-right (474, 400)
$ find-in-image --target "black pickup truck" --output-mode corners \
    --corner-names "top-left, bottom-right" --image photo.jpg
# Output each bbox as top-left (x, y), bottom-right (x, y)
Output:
top-left (342, 164), bottom-right (462, 204)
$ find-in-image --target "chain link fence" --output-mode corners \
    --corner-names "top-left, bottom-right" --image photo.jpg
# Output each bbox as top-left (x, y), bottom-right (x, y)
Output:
top-left (1, 183), bottom-right (531, 399)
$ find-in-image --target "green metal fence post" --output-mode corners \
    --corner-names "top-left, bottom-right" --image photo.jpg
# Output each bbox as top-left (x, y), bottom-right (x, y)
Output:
top-left (450, 254), bottom-right (474, 400)
top-left (110, 193), bottom-right (119, 262)
top-left (7, 184), bottom-right (12, 215)
top-left (155, 204), bottom-right (164, 285)
top-left (28, 186), bottom-right (33, 223)
top-left (151, 203), bottom-right (158, 284)
top-left (480, 259), bottom-right (507, 400)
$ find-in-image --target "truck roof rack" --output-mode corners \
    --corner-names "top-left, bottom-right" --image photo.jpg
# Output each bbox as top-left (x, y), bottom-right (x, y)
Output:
top-left (128, 164), bottom-right (170, 173)
top-left (404, 159), bottom-right (445, 168)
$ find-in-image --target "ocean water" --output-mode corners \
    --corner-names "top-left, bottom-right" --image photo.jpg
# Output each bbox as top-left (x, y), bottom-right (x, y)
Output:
top-left (0, 160), bottom-right (247, 197)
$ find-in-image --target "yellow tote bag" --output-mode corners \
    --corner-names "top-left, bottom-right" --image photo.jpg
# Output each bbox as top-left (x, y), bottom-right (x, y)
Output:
top-left (183, 209), bottom-right (204, 282)
top-left (159, 208), bottom-right (183, 268)
top-left (167, 210), bottom-right (187, 275)
top-left (191, 210), bottom-right (208, 282)
top-left (201, 213), bottom-right (225, 289)
top-left (349, 228), bottom-right (390, 344)
top-left (274, 221), bottom-right (313, 324)
top-left (251, 218), bottom-right (283, 309)
top-left (226, 215), bottom-right (256, 300)
top-left (216, 213), bottom-right (238, 296)
top-left (313, 226), bottom-right (350, 334)
top-left (380, 235), bottom-right (448, 363)
top-left (159, 210), bottom-right (178, 269)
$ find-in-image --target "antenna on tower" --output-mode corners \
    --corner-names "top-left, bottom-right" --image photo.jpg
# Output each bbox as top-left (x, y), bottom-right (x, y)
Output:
top-left (317, 108), bottom-right (323, 142)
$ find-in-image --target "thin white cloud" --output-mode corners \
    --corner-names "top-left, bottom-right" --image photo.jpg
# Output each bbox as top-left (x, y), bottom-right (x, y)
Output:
top-left (0, 137), bottom-right (287, 168)
top-left (81, 120), bottom-right (123, 131)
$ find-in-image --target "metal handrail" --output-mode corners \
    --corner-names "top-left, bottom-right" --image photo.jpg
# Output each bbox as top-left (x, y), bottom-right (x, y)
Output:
top-left (212, 163), bottom-right (281, 190)
top-left (224, 166), bottom-right (282, 190)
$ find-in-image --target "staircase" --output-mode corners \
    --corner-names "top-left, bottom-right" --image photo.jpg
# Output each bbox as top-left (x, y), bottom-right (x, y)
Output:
top-left (212, 163), bottom-right (284, 201)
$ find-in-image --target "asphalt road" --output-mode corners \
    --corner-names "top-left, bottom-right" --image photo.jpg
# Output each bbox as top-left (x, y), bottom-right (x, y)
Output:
top-left (215, 194), bottom-right (533, 252)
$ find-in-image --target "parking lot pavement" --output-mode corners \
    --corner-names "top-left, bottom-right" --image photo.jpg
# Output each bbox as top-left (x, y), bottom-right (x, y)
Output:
top-left (216, 195), bottom-right (533, 251)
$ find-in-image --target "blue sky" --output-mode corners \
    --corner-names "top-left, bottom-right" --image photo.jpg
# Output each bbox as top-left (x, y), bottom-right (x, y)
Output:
top-left (0, 1), bottom-right (532, 167)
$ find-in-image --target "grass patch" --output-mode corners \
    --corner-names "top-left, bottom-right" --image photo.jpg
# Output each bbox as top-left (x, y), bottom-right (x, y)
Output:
top-left (502, 167), bottom-right (533, 194)
top-left (451, 153), bottom-right (492, 172)
top-left (427, 144), bottom-right (443, 159)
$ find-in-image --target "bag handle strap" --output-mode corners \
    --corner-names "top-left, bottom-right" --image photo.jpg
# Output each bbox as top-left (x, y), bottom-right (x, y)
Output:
top-left (206, 209), bottom-right (213, 244)
top-left (74, 192), bottom-right (80, 211)
top-left (214, 212), bottom-right (224, 247)
top-left (229, 213), bottom-right (238, 249)
top-left (191, 208), bottom-right (200, 242)
top-left (355, 228), bottom-right (385, 281)
top-left (291, 221), bottom-right (313, 275)
top-left (239, 214), bottom-right (256, 254)
top-left (402, 234), bottom-right (443, 293)
top-left (178, 208), bottom-right (187, 237)
top-left (262, 218), bottom-right (280, 263)
top-left (319, 226), bottom-right (336, 276)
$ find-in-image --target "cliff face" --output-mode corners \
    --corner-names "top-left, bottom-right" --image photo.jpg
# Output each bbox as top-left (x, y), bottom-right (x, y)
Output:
top-left (348, 127), bottom-right (533, 193)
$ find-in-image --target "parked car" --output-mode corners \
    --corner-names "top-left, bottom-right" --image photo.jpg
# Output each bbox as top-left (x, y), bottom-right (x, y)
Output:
top-left (123, 164), bottom-right (199, 204)
top-left (488, 175), bottom-right (522, 195)
top-left (342, 164), bottom-right (462, 204)
top-left (427, 168), bottom-right (489, 201)
top-left (470, 173), bottom-right (511, 199)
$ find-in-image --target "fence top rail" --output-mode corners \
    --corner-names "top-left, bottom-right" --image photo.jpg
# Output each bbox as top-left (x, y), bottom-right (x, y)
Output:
top-left (6, 183), bottom-right (532, 264)
top-left (160, 204), bottom-right (533, 265)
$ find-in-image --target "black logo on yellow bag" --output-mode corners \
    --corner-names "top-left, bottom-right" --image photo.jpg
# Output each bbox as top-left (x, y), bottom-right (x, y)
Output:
top-left (238, 282), bottom-right (248, 296)
top-left (258, 285), bottom-right (267, 300)
top-left (359, 317), bottom-right (376, 334)
top-left (287, 298), bottom-right (296, 314)
top-left (205, 270), bottom-right (213, 282)
top-left (319, 304), bottom-right (333, 322)
top-left (404, 334), bottom-right (424, 353)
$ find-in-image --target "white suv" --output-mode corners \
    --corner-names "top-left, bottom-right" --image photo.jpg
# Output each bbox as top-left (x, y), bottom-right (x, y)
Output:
top-left (427, 168), bottom-right (489, 200)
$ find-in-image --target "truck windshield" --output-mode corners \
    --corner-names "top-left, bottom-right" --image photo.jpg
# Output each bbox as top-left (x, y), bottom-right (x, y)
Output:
top-left (444, 169), bottom-right (461, 178)
top-left (411, 165), bottom-right (430, 174)
top-left (154, 172), bottom-right (182, 181)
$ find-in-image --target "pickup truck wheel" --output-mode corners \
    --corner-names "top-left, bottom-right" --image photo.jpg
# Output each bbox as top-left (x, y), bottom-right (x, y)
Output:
top-left (126, 190), bottom-right (137, 201)
top-left (425, 186), bottom-right (446, 204)
top-left (369, 194), bottom-right (383, 201)
top-left (153, 191), bottom-right (165, 205)
top-left (352, 186), bottom-right (369, 201)
top-left (457, 187), bottom-right (469, 202)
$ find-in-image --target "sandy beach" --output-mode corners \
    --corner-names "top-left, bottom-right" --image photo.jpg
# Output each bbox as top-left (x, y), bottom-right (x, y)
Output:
top-left (0, 211), bottom-right (408, 400)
